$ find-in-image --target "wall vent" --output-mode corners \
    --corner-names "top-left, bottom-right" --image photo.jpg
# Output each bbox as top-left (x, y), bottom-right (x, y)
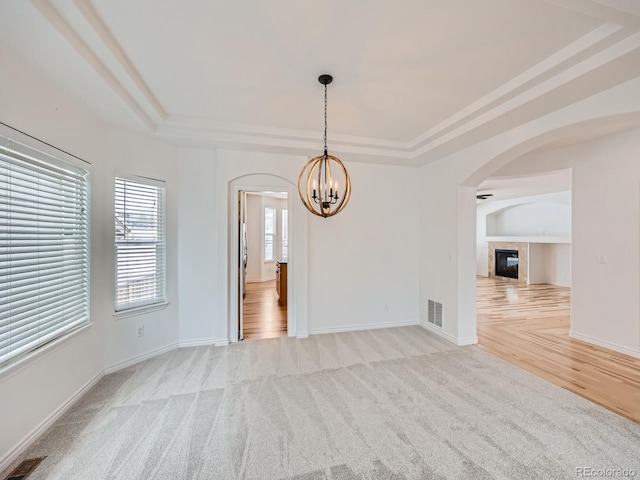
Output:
top-left (427, 300), bottom-right (443, 327)
top-left (4, 457), bottom-right (46, 480)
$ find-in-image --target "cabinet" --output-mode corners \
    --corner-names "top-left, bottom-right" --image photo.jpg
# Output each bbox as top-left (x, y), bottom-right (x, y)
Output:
top-left (276, 260), bottom-right (287, 306)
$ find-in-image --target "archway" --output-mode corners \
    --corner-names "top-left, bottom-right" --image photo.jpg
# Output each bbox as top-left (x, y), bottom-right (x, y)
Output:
top-left (455, 112), bottom-right (640, 344)
top-left (228, 173), bottom-right (309, 342)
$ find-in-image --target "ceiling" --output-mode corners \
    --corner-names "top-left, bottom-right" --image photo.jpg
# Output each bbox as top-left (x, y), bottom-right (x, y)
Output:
top-left (477, 169), bottom-right (571, 202)
top-left (1, 0), bottom-right (640, 165)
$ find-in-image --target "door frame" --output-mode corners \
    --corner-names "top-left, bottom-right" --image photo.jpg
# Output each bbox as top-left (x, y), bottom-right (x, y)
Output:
top-left (228, 176), bottom-right (308, 342)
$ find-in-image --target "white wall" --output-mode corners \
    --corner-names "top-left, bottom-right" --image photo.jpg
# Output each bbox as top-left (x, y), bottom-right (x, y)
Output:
top-left (548, 244), bottom-right (571, 287)
top-left (177, 149), bottom-right (217, 345)
top-left (0, 44), bottom-right (179, 468)
top-left (486, 202), bottom-right (571, 237)
top-left (176, 148), bottom-right (421, 343)
top-left (570, 130), bottom-right (639, 355)
top-left (528, 243), bottom-right (571, 287)
top-left (245, 194), bottom-right (263, 282)
top-left (306, 162), bottom-right (420, 334)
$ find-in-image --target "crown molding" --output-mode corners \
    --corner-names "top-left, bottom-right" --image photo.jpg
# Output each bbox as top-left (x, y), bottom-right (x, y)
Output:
top-left (31, 0), bottom-right (640, 166)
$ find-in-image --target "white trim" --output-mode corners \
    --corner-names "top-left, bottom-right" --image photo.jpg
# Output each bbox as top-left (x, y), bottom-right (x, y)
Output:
top-left (104, 342), bottom-right (178, 374)
top-left (113, 171), bottom-right (166, 189)
top-left (179, 338), bottom-right (229, 348)
top-left (178, 337), bottom-right (217, 348)
top-left (309, 319), bottom-right (418, 335)
top-left (113, 302), bottom-right (170, 320)
top-left (295, 332), bottom-right (309, 339)
top-left (457, 336), bottom-right (479, 346)
top-left (0, 369), bottom-right (103, 473)
top-left (569, 331), bottom-right (640, 358)
top-left (419, 321), bottom-right (478, 346)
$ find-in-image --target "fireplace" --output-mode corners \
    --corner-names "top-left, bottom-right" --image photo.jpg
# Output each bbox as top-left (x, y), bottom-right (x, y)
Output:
top-left (495, 249), bottom-right (519, 279)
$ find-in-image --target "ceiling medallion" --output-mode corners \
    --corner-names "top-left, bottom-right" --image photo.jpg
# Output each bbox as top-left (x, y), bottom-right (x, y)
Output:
top-left (298, 74), bottom-right (351, 218)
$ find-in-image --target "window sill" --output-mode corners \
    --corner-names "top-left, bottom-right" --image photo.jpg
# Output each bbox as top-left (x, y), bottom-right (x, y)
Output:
top-left (113, 302), bottom-right (170, 320)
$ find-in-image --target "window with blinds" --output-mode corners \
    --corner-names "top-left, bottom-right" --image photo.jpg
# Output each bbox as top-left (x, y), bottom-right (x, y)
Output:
top-left (0, 130), bottom-right (90, 368)
top-left (264, 207), bottom-right (275, 262)
top-left (115, 176), bottom-right (166, 311)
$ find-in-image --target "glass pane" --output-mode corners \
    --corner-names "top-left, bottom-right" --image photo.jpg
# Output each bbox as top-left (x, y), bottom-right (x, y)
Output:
top-left (264, 207), bottom-right (275, 235)
top-left (282, 209), bottom-right (288, 259)
top-left (264, 235), bottom-right (274, 262)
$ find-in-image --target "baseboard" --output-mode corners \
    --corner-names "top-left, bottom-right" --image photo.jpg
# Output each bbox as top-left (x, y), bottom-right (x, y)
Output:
top-left (309, 319), bottom-right (418, 336)
top-left (456, 336), bottom-right (479, 346)
top-left (419, 321), bottom-right (478, 346)
top-left (178, 338), bottom-right (216, 348)
top-left (214, 338), bottom-right (230, 347)
top-left (104, 342), bottom-right (179, 374)
top-left (296, 332), bottom-right (309, 339)
top-left (0, 369), bottom-right (104, 473)
top-left (569, 331), bottom-right (640, 358)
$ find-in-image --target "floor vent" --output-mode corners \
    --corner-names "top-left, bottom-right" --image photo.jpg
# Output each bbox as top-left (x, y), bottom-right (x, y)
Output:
top-left (4, 457), bottom-right (46, 480)
top-left (428, 300), bottom-right (443, 327)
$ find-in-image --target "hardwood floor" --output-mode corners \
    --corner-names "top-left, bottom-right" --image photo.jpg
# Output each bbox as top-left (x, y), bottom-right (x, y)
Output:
top-left (243, 280), bottom-right (287, 340)
top-left (477, 276), bottom-right (640, 424)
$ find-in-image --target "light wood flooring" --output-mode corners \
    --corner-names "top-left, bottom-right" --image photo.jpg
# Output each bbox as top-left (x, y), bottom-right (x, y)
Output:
top-left (242, 280), bottom-right (287, 340)
top-left (477, 276), bottom-right (640, 424)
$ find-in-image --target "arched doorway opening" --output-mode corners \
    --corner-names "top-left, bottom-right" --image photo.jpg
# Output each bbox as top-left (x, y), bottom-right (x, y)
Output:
top-left (458, 113), bottom-right (640, 422)
top-left (228, 173), bottom-right (309, 342)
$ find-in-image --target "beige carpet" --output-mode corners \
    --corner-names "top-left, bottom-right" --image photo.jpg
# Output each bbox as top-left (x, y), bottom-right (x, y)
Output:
top-left (3, 326), bottom-right (640, 479)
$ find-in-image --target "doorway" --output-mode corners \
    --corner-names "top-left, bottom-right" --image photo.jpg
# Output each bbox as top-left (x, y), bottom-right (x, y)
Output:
top-left (238, 190), bottom-right (289, 340)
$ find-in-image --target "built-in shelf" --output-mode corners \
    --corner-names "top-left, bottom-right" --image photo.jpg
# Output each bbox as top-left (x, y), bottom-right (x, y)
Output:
top-left (485, 236), bottom-right (571, 244)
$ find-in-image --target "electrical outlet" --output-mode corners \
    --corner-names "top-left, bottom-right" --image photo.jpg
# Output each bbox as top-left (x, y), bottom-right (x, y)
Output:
top-left (137, 325), bottom-right (144, 337)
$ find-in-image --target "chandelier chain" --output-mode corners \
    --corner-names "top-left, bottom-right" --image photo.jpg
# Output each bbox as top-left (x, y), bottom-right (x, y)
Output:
top-left (323, 83), bottom-right (328, 155)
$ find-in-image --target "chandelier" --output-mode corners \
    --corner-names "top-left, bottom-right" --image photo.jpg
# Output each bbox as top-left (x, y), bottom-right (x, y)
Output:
top-left (298, 74), bottom-right (351, 218)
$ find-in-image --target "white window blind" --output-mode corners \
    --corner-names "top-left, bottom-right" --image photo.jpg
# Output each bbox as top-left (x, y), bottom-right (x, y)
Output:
top-left (115, 176), bottom-right (166, 311)
top-left (0, 131), bottom-right (90, 368)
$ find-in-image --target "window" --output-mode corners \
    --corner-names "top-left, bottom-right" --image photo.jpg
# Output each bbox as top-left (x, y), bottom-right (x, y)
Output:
top-left (264, 207), bottom-right (275, 262)
top-left (282, 209), bottom-right (288, 259)
top-left (115, 175), bottom-right (166, 311)
top-left (0, 130), bottom-right (90, 367)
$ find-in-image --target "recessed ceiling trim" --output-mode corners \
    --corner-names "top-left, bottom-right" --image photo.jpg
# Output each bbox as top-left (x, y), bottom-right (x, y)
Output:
top-left (412, 30), bottom-right (640, 157)
top-left (73, 0), bottom-right (166, 121)
top-left (29, 0), bottom-right (640, 166)
top-left (31, 0), bottom-right (157, 129)
top-left (155, 123), bottom-right (414, 159)
top-left (545, 0), bottom-right (640, 27)
top-left (407, 22), bottom-right (622, 150)
top-left (163, 115), bottom-right (409, 149)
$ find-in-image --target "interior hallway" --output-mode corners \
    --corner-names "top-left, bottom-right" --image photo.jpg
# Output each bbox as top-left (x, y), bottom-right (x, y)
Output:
top-left (477, 276), bottom-right (640, 424)
top-left (243, 280), bottom-right (287, 340)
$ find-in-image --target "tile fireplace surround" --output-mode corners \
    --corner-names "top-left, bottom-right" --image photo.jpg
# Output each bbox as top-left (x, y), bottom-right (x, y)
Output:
top-left (488, 242), bottom-right (528, 284)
